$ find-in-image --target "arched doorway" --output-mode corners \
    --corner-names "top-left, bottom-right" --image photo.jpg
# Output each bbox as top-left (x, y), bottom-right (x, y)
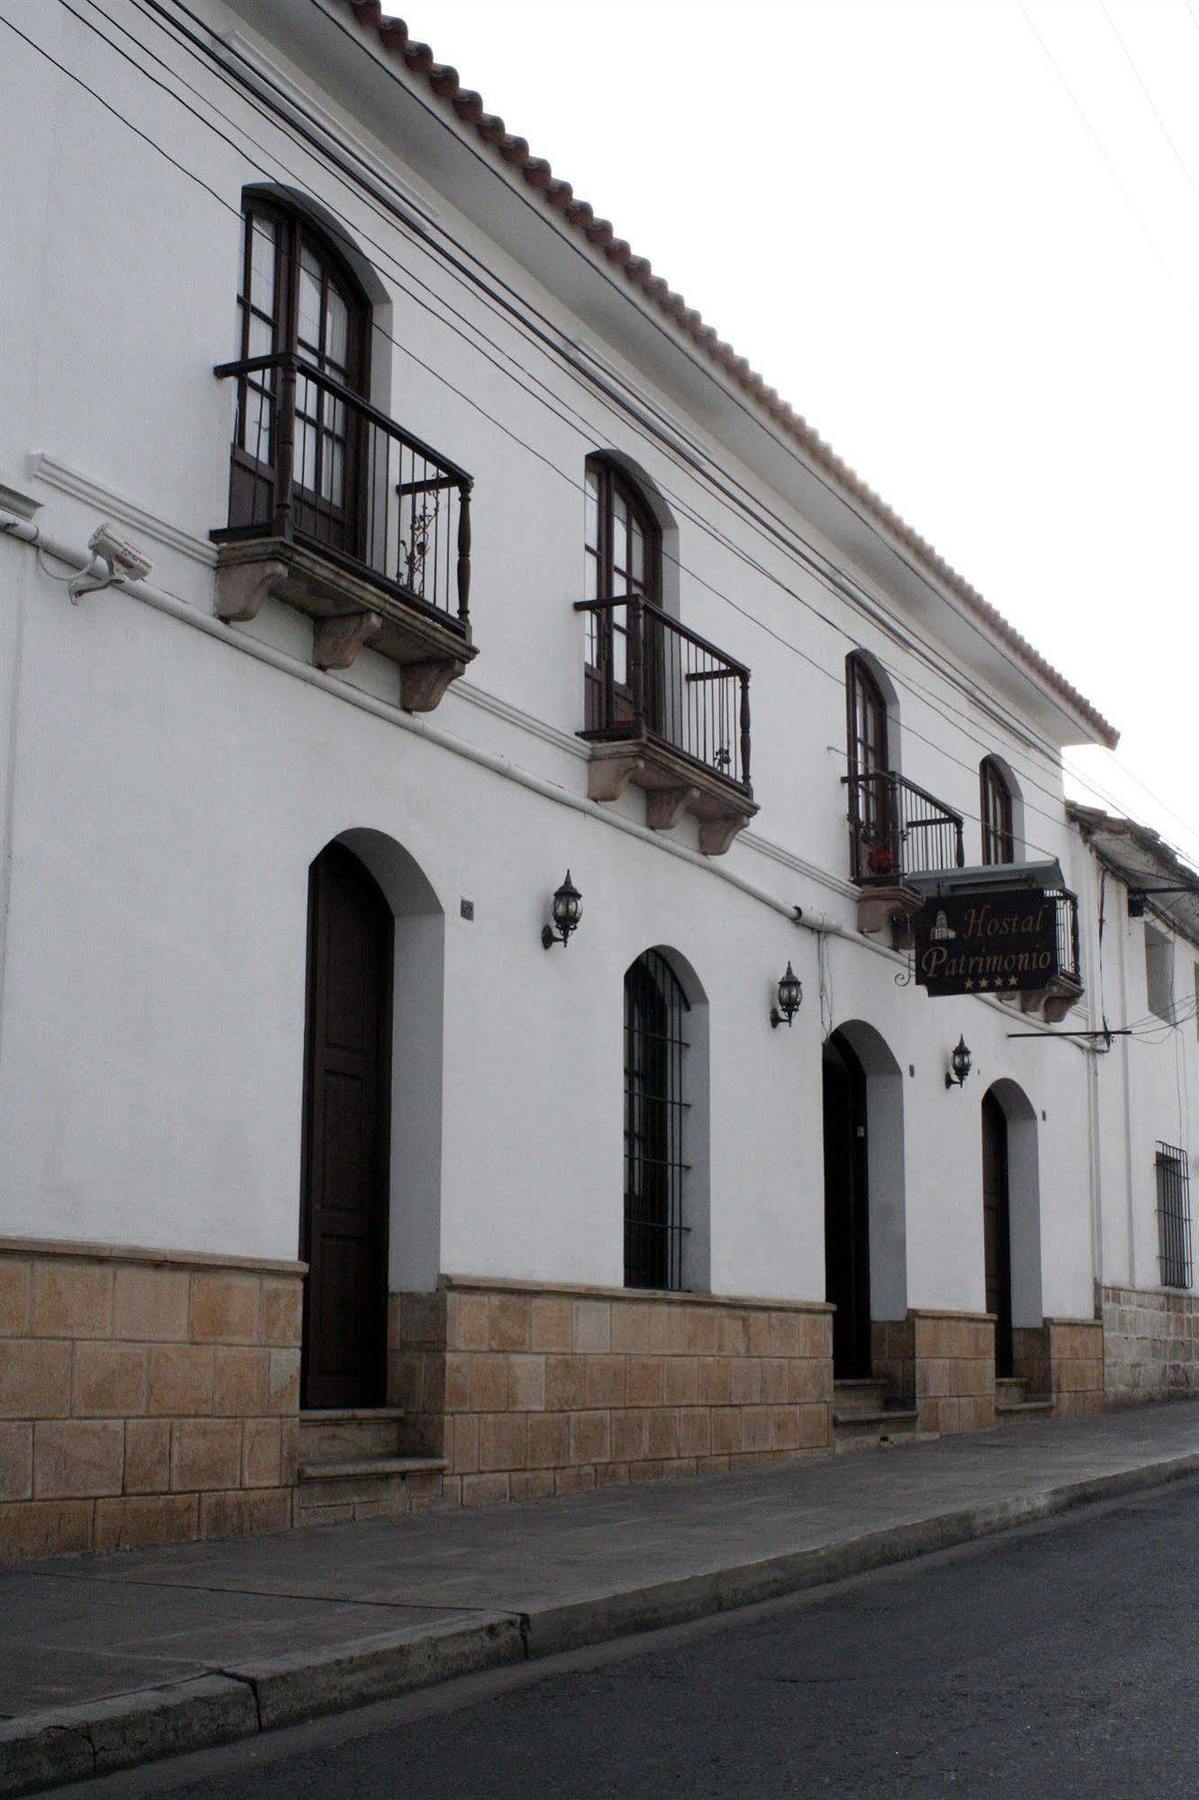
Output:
top-left (823, 1032), bottom-right (871, 1377)
top-left (980, 1080), bottom-right (1042, 1382)
top-left (981, 1090), bottom-right (1014, 1378)
top-left (822, 1021), bottom-right (908, 1380)
top-left (300, 841), bottom-right (393, 1409)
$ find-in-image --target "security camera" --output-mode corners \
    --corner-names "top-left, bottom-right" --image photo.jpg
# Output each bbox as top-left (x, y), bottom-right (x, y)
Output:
top-left (87, 522), bottom-right (153, 584)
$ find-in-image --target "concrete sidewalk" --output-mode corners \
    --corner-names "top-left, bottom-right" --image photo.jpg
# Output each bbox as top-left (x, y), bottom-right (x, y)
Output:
top-left (3, 1405), bottom-right (1197, 1794)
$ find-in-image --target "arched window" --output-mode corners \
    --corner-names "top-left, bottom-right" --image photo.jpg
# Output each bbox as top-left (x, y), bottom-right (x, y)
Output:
top-left (980, 757), bottom-right (1015, 864)
top-left (584, 457), bottom-right (662, 732)
top-left (846, 654), bottom-right (893, 872)
top-left (846, 653), bottom-right (889, 787)
top-left (624, 950), bottom-right (689, 1291)
top-left (229, 196), bottom-right (371, 554)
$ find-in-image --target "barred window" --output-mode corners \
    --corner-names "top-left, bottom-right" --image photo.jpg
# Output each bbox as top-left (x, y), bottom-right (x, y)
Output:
top-left (624, 950), bottom-right (690, 1291)
top-left (1156, 1143), bottom-right (1192, 1290)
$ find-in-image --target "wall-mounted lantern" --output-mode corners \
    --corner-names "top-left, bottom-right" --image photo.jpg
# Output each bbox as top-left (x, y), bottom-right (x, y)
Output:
top-left (770, 962), bottom-right (803, 1029)
top-left (542, 870), bottom-right (582, 949)
top-left (945, 1035), bottom-right (972, 1090)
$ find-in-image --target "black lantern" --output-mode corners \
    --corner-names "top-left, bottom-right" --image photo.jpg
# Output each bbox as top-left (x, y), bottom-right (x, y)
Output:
top-left (945, 1035), bottom-right (972, 1089)
top-left (770, 962), bottom-right (803, 1029)
top-left (542, 870), bottom-right (582, 949)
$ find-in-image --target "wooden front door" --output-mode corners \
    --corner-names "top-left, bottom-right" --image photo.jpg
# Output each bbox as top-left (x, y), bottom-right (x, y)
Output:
top-left (823, 1033), bottom-right (872, 1379)
top-left (300, 843), bottom-right (392, 1410)
top-left (982, 1091), bottom-right (1014, 1378)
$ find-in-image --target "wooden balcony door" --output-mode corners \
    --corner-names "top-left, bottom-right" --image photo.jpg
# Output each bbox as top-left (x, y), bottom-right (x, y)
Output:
top-left (982, 1091), bottom-right (1014, 1378)
top-left (231, 199), bottom-right (369, 556)
top-left (823, 1032), bottom-right (872, 1379)
top-left (300, 843), bottom-right (392, 1410)
top-left (584, 457), bottom-right (661, 734)
top-left (847, 655), bottom-right (894, 876)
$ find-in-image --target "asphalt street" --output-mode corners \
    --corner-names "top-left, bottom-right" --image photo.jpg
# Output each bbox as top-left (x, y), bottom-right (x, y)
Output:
top-left (72, 1476), bottom-right (1199, 1799)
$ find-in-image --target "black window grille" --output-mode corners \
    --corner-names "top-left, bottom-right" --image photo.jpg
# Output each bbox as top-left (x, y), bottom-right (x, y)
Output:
top-left (1155, 1142), bottom-right (1193, 1290)
top-left (624, 950), bottom-right (690, 1291)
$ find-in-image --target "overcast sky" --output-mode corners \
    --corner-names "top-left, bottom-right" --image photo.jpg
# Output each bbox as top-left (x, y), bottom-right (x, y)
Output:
top-left (413, 0), bottom-right (1199, 866)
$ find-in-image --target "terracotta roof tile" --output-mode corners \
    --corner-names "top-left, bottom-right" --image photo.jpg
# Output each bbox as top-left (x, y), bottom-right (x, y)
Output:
top-left (349, 0), bottom-right (1118, 747)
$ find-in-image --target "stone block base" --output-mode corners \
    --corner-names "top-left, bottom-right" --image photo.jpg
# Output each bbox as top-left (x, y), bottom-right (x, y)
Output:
top-left (0, 1237), bottom-right (303, 1565)
top-left (1101, 1284), bottom-right (1199, 1404)
top-left (1014, 1318), bottom-right (1104, 1416)
top-left (873, 1310), bottom-right (1104, 1431)
top-left (389, 1277), bottom-right (834, 1503)
top-left (872, 1311), bottom-right (997, 1434)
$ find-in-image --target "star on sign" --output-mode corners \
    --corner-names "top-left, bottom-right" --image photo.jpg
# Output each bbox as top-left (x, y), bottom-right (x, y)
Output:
top-left (964, 978), bottom-right (974, 990)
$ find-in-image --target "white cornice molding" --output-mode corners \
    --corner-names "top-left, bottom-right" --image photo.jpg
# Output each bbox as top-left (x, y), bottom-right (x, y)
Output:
top-left (26, 454), bottom-right (217, 567)
top-left (739, 831), bottom-right (859, 903)
top-left (450, 678), bottom-right (588, 761)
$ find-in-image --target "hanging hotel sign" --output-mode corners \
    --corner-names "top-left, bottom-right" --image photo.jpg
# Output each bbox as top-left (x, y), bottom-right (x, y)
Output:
top-left (913, 888), bottom-right (1059, 997)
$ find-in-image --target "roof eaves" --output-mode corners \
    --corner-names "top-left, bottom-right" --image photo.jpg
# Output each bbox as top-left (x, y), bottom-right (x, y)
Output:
top-left (348, 0), bottom-right (1119, 749)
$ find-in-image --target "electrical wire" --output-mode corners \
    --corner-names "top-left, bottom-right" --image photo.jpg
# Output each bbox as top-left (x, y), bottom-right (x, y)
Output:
top-left (1098, 0), bottom-right (1199, 195)
top-left (313, 0), bottom-right (1199, 825)
top-left (65, 0), bottom-right (1199, 858)
top-left (1013, 0), bottom-right (1185, 284)
top-left (128, 0), bottom-right (1157, 803)
top-left (12, 0), bottom-right (1199, 867)
top-left (112, 0), bottom-right (1126, 807)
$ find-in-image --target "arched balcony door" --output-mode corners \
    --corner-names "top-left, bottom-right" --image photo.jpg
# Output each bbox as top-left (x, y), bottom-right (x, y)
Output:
top-left (230, 199), bottom-right (371, 558)
top-left (980, 758), bottom-right (1015, 865)
top-left (846, 655), bottom-right (893, 873)
top-left (584, 457), bottom-right (662, 735)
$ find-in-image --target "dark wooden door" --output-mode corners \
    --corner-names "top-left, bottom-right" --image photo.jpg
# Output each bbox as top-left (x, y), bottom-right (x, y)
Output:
top-left (300, 843), bottom-right (392, 1410)
top-left (982, 1091), bottom-right (1014, 1379)
top-left (823, 1033), bottom-right (872, 1379)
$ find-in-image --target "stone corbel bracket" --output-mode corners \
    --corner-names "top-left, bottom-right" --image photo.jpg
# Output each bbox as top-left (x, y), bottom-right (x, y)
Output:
top-left (400, 657), bottom-right (466, 714)
top-left (215, 559), bottom-right (288, 624)
top-left (212, 538), bottom-right (477, 711)
top-left (314, 611), bottom-right (383, 671)
top-left (646, 785), bottom-right (701, 832)
top-left (856, 883), bottom-right (921, 949)
top-left (698, 811), bottom-right (751, 857)
top-left (585, 744), bottom-right (648, 804)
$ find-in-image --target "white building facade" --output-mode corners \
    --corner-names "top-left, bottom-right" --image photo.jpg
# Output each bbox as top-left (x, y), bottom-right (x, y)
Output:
top-left (0, 0), bottom-right (1194, 1559)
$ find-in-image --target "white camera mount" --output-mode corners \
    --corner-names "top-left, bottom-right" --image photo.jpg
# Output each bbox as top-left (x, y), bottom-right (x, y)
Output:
top-left (69, 522), bottom-right (154, 602)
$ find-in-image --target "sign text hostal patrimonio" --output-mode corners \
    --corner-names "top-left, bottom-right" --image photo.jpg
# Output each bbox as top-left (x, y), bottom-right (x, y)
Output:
top-left (913, 888), bottom-right (1060, 997)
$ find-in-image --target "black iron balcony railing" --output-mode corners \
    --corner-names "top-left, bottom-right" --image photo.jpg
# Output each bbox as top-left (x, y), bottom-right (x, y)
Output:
top-left (213, 352), bottom-right (472, 633)
top-left (574, 595), bottom-right (751, 789)
top-left (1047, 886), bottom-right (1082, 985)
top-left (845, 771), bottom-right (965, 885)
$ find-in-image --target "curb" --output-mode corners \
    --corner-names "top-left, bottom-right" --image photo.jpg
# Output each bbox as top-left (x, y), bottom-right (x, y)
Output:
top-left (3, 1451), bottom-right (1196, 1794)
top-left (519, 1451), bottom-right (1199, 1657)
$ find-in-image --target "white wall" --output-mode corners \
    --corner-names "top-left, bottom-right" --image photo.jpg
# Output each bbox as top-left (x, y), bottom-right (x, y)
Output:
top-left (1078, 841), bottom-right (1199, 1298)
top-left (0, 0), bottom-right (1129, 1327)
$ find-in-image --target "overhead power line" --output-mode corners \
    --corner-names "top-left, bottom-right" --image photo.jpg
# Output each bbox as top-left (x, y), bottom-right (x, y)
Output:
top-left (8, 0), bottom-right (1196, 866)
top-left (1098, 0), bottom-right (1199, 195)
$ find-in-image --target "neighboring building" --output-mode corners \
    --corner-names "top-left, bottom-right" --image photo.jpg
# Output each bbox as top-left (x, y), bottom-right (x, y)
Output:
top-left (1069, 807), bottom-right (1199, 1404)
top-left (0, 0), bottom-right (1193, 1561)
